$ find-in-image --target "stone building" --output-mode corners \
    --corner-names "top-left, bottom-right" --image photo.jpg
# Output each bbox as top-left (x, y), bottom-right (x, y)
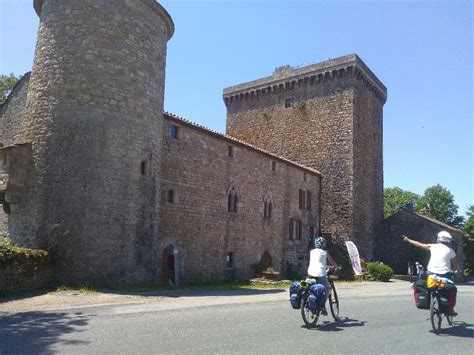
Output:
top-left (382, 209), bottom-right (464, 277)
top-left (224, 56), bottom-right (387, 259)
top-left (0, 0), bottom-right (326, 285)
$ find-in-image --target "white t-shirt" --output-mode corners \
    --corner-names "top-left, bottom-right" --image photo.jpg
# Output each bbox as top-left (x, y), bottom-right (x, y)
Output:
top-left (427, 243), bottom-right (456, 274)
top-left (307, 248), bottom-right (327, 277)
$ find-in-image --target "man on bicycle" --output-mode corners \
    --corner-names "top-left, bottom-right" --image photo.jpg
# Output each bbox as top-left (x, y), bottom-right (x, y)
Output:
top-left (307, 236), bottom-right (339, 315)
top-left (402, 231), bottom-right (461, 315)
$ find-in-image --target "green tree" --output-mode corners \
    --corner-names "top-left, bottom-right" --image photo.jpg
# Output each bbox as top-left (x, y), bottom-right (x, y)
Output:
top-left (415, 184), bottom-right (464, 228)
top-left (463, 205), bottom-right (474, 276)
top-left (0, 74), bottom-right (20, 105)
top-left (383, 187), bottom-right (420, 218)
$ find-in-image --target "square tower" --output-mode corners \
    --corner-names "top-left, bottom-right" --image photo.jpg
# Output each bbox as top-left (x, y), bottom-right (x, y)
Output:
top-left (223, 54), bottom-right (387, 259)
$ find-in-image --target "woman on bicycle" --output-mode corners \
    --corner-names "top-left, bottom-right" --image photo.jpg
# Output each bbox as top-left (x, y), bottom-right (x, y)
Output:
top-left (307, 236), bottom-right (339, 315)
top-left (402, 231), bottom-right (461, 315)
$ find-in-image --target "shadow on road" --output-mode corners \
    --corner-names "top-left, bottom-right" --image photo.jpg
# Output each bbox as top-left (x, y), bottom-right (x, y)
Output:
top-left (0, 311), bottom-right (90, 353)
top-left (432, 321), bottom-right (474, 338)
top-left (302, 317), bottom-right (367, 332)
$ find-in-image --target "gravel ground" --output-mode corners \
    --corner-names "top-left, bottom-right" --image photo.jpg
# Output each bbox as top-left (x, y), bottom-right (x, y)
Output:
top-left (0, 279), bottom-right (415, 314)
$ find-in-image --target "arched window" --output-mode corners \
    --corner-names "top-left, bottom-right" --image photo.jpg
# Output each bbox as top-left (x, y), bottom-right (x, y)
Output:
top-left (263, 193), bottom-right (273, 218)
top-left (228, 186), bottom-right (238, 212)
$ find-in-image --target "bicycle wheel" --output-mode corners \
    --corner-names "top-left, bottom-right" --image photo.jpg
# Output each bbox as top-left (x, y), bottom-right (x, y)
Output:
top-left (301, 295), bottom-right (320, 328)
top-left (328, 281), bottom-right (340, 321)
top-left (430, 294), bottom-right (442, 334)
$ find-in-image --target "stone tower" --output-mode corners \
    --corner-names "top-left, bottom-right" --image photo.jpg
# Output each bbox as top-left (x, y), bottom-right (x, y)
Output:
top-left (223, 55), bottom-right (387, 259)
top-left (15, 0), bottom-right (174, 284)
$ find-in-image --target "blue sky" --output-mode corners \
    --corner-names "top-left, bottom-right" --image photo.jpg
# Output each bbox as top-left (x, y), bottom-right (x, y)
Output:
top-left (1, 0), bottom-right (472, 216)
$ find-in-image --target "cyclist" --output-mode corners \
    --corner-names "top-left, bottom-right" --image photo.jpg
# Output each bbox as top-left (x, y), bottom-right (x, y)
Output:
top-left (307, 236), bottom-right (339, 315)
top-left (402, 231), bottom-right (461, 315)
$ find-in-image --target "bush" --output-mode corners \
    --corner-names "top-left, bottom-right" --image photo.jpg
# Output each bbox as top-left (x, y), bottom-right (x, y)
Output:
top-left (366, 262), bottom-right (393, 282)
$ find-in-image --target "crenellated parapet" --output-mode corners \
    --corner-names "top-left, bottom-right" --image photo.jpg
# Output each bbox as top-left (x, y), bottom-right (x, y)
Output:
top-left (223, 54), bottom-right (387, 105)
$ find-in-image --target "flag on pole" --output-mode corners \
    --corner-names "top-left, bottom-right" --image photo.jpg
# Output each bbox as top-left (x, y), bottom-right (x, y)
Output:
top-left (345, 241), bottom-right (364, 276)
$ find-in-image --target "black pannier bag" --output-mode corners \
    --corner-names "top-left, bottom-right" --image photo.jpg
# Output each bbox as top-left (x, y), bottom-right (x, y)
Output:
top-left (413, 279), bottom-right (430, 309)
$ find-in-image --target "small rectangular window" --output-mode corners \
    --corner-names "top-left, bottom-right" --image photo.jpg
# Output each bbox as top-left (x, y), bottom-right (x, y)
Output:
top-left (170, 125), bottom-right (179, 139)
top-left (285, 98), bottom-right (292, 108)
top-left (271, 161), bottom-right (276, 171)
top-left (303, 173), bottom-right (307, 181)
top-left (299, 190), bottom-right (306, 210)
top-left (309, 226), bottom-right (315, 240)
top-left (226, 252), bottom-right (233, 268)
top-left (296, 220), bottom-right (302, 240)
top-left (307, 191), bottom-right (312, 210)
top-left (166, 189), bottom-right (174, 203)
top-left (289, 218), bottom-right (294, 239)
top-left (228, 145), bottom-right (233, 157)
top-left (140, 161), bottom-right (147, 175)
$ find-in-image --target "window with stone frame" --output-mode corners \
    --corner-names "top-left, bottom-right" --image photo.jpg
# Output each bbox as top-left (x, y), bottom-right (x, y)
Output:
top-left (306, 191), bottom-right (312, 210)
top-left (264, 196), bottom-right (273, 218)
top-left (170, 125), bottom-right (179, 139)
top-left (284, 98), bottom-right (293, 108)
top-left (226, 252), bottom-right (234, 268)
top-left (228, 187), bottom-right (238, 212)
top-left (289, 218), bottom-right (302, 240)
top-left (299, 189), bottom-right (306, 209)
top-left (165, 189), bottom-right (174, 203)
top-left (228, 145), bottom-right (234, 157)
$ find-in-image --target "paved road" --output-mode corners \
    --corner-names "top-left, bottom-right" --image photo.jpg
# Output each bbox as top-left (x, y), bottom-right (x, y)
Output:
top-left (1, 281), bottom-right (473, 354)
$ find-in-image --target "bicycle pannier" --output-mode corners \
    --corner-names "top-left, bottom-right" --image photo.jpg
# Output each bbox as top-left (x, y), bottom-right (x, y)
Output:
top-left (289, 281), bottom-right (302, 309)
top-left (308, 284), bottom-right (326, 312)
top-left (426, 274), bottom-right (453, 289)
top-left (413, 279), bottom-right (430, 309)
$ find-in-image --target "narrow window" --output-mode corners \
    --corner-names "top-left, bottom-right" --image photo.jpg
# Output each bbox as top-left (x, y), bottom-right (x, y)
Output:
top-left (307, 191), bottom-right (312, 210)
top-left (264, 199), bottom-right (273, 218)
top-left (226, 252), bottom-right (233, 268)
top-left (140, 161), bottom-right (147, 175)
top-left (297, 220), bottom-right (302, 240)
top-left (166, 189), bottom-right (174, 203)
top-left (309, 226), bottom-right (315, 240)
top-left (228, 187), bottom-right (238, 212)
top-left (271, 161), bottom-right (276, 171)
top-left (303, 172), bottom-right (307, 181)
top-left (170, 125), bottom-right (179, 139)
top-left (289, 218), bottom-right (294, 239)
top-left (228, 145), bottom-right (234, 157)
top-left (284, 98), bottom-right (293, 108)
top-left (299, 189), bottom-right (306, 210)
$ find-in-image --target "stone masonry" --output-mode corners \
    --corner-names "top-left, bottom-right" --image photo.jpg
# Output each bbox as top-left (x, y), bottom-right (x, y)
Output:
top-left (224, 56), bottom-right (387, 259)
top-left (0, 0), bottom-right (398, 286)
top-left (160, 113), bottom-right (321, 283)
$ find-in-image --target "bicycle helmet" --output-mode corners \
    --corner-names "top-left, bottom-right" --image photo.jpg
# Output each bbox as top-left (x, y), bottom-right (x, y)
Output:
top-left (437, 231), bottom-right (452, 244)
top-left (314, 236), bottom-right (328, 250)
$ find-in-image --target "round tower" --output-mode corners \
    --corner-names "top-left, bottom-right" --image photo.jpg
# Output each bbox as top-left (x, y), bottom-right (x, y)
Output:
top-left (21, 0), bottom-right (174, 284)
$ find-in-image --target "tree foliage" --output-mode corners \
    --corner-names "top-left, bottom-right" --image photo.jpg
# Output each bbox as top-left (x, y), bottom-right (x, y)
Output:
top-left (415, 184), bottom-right (464, 228)
top-left (463, 205), bottom-right (474, 239)
top-left (0, 73), bottom-right (20, 105)
top-left (383, 187), bottom-right (420, 218)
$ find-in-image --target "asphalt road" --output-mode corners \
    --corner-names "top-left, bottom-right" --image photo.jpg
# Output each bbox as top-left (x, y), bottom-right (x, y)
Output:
top-left (1, 282), bottom-right (473, 354)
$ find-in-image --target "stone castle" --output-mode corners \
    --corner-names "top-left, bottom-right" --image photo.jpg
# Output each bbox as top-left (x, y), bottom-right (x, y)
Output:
top-left (0, 0), bottom-right (388, 286)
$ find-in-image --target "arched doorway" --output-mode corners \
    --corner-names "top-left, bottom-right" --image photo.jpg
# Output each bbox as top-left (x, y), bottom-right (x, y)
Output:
top-left (161, 245), bottom-right (177, 286)
top-left (260, 251), bottom-right (272, 272)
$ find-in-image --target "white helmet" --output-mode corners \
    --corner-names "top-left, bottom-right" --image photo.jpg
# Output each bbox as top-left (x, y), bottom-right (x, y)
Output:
top-left (437, 231), bottom-right (452, 243)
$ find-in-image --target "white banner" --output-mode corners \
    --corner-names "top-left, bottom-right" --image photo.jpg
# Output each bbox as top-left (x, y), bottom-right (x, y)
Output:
top-left (345, 241), bottom-right (364, 276)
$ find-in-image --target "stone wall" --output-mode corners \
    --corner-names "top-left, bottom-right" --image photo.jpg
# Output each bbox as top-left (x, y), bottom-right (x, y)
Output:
top-left (224, 55), bottom-right (387, 259)
top-left (381, 210), bottom-right (464, 277)
top-left (160, 114), bottom-right (322, 283)
top-left (0, 73), bottom-right (30, 147)
top-left (0, 245), bottom-right (53, 294)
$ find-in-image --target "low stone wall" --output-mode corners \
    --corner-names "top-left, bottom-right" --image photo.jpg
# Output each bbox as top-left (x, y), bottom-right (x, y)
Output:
top-left (0, 244), bottom-right (54, 294)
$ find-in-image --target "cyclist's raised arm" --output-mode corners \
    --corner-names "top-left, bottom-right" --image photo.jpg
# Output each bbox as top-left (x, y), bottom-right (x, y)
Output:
top-left (402, 235), bottom-right (431, 251)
